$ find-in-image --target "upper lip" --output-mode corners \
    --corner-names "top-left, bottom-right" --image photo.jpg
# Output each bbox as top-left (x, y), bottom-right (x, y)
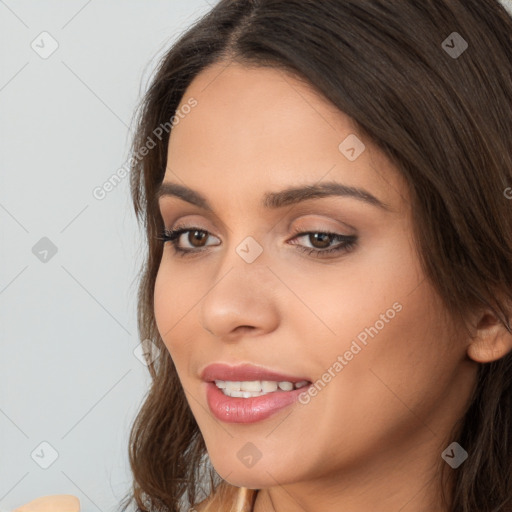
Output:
top-left (200, 363), bottom-right (311, 383)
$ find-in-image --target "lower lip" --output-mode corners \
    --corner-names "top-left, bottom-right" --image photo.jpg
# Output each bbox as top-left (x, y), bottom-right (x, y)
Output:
top-left (205, 381), bottom-right (311, 423)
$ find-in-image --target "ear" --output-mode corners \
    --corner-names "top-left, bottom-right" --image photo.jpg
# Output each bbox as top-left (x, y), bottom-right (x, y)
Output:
top-left (466, 309), bottom-right (512, 363)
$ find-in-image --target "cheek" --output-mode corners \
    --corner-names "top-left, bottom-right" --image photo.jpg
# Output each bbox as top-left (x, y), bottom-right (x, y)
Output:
top-left (284, 225), bottom-right (418, 349)
top-left (285, 230), bottom-right (450, 430)
top-left (153, 262), bottom-right (172, 344)
top-left (314, 287), bottom-right (451, 436)
top-left (337, 239), bottom-right (445, 388)
top-left (153, 259), bottom-right (196, 358)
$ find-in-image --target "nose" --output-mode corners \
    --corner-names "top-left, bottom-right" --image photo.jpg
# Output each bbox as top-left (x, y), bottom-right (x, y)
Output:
top-left (199, 252), bottom-right (280, 341)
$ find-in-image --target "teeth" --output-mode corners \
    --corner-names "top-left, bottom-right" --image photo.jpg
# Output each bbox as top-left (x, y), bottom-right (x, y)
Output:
top-left (278, 381), bottom-right (293, 391)
top-left (241, 380), bottom-right (263, 392)
top-left (225, 381), bottom-right (241, 392)
top-left (262, 381), bottom-right (278, 392)
top-left (214, 379), bottom-right (310, 398)
top-left (227, 390), bottom-right (268, 398)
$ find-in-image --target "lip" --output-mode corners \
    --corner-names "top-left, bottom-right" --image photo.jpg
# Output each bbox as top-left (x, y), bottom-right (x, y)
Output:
top-left (200, 362), bottom-right (310, 384)
top-left (201, 363), bottom-right (312, 424)
top-left (205, 382), bottom-right (311, 423)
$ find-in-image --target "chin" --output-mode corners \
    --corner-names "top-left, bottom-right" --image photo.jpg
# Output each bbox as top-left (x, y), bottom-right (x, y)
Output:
top-left (219, 470), bottom-right (279, 489)
top-left (209, 454), bottom-right (299, 489)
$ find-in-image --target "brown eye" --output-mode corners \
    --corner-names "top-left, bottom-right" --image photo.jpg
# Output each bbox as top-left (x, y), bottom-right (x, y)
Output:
top-left (187, 230), bottom-right (208, 247)
top-left (308, 233), bottom-right (334, 249)
top-left (288, 229), bottom-right (358, 258)
top-left (158, 226), bottom-right (221, 254)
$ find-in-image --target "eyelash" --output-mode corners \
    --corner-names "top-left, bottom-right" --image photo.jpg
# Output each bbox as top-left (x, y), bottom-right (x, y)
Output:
top-left (156, 224), bottom-right (357, 259)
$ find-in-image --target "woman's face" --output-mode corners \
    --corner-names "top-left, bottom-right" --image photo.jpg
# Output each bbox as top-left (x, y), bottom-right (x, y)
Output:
top-left (154, 62), bottom-right (478, 498)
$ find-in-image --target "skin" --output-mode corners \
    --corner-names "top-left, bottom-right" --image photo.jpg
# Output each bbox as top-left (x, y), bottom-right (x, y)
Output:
top-left (153, 61), bottom-right (512, 512)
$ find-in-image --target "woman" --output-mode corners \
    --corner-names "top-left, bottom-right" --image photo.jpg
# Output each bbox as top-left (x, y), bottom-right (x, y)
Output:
top-left (119, 1), bottom-right (512, 511)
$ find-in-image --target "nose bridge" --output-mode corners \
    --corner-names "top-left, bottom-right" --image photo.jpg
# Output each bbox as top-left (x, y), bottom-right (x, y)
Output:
top-left (199, 235), bottom-right (279, 337)
top-left (213, 217), bottom-right (270, 283)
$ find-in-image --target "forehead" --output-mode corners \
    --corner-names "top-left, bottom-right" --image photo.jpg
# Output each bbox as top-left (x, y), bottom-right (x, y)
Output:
top-left (166, 61), bottom-right (408, 215)
top-left (171, 61), bottom-right (357, 153)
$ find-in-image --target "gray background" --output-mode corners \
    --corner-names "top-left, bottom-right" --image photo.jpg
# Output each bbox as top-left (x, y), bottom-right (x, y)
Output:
top-left (0, 2), bottom-right (211, 511)
top-left (1, 1), bottom-right (511, 512)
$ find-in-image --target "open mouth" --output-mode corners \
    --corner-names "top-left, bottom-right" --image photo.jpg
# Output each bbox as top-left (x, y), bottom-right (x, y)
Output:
top-left (213, 379), bottom-right (312, 398)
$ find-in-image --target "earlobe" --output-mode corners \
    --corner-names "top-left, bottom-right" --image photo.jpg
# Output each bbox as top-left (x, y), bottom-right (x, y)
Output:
top-left (466, 312), bottom-right (512, 363)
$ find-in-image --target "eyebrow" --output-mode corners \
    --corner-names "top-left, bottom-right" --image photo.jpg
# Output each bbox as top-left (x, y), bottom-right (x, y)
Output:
top-left (156, 180), bottom-right (392, 211)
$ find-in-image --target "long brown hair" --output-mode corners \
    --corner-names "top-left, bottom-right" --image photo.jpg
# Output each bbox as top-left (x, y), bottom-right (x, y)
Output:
top-left (119, 1), bottom-right (512, 511)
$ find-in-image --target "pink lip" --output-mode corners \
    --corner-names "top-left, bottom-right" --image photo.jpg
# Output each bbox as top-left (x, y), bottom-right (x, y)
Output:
top-left (200, 362), bottom-right (310, 383)
top-left (201, 363), bottom-right (312, 424)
